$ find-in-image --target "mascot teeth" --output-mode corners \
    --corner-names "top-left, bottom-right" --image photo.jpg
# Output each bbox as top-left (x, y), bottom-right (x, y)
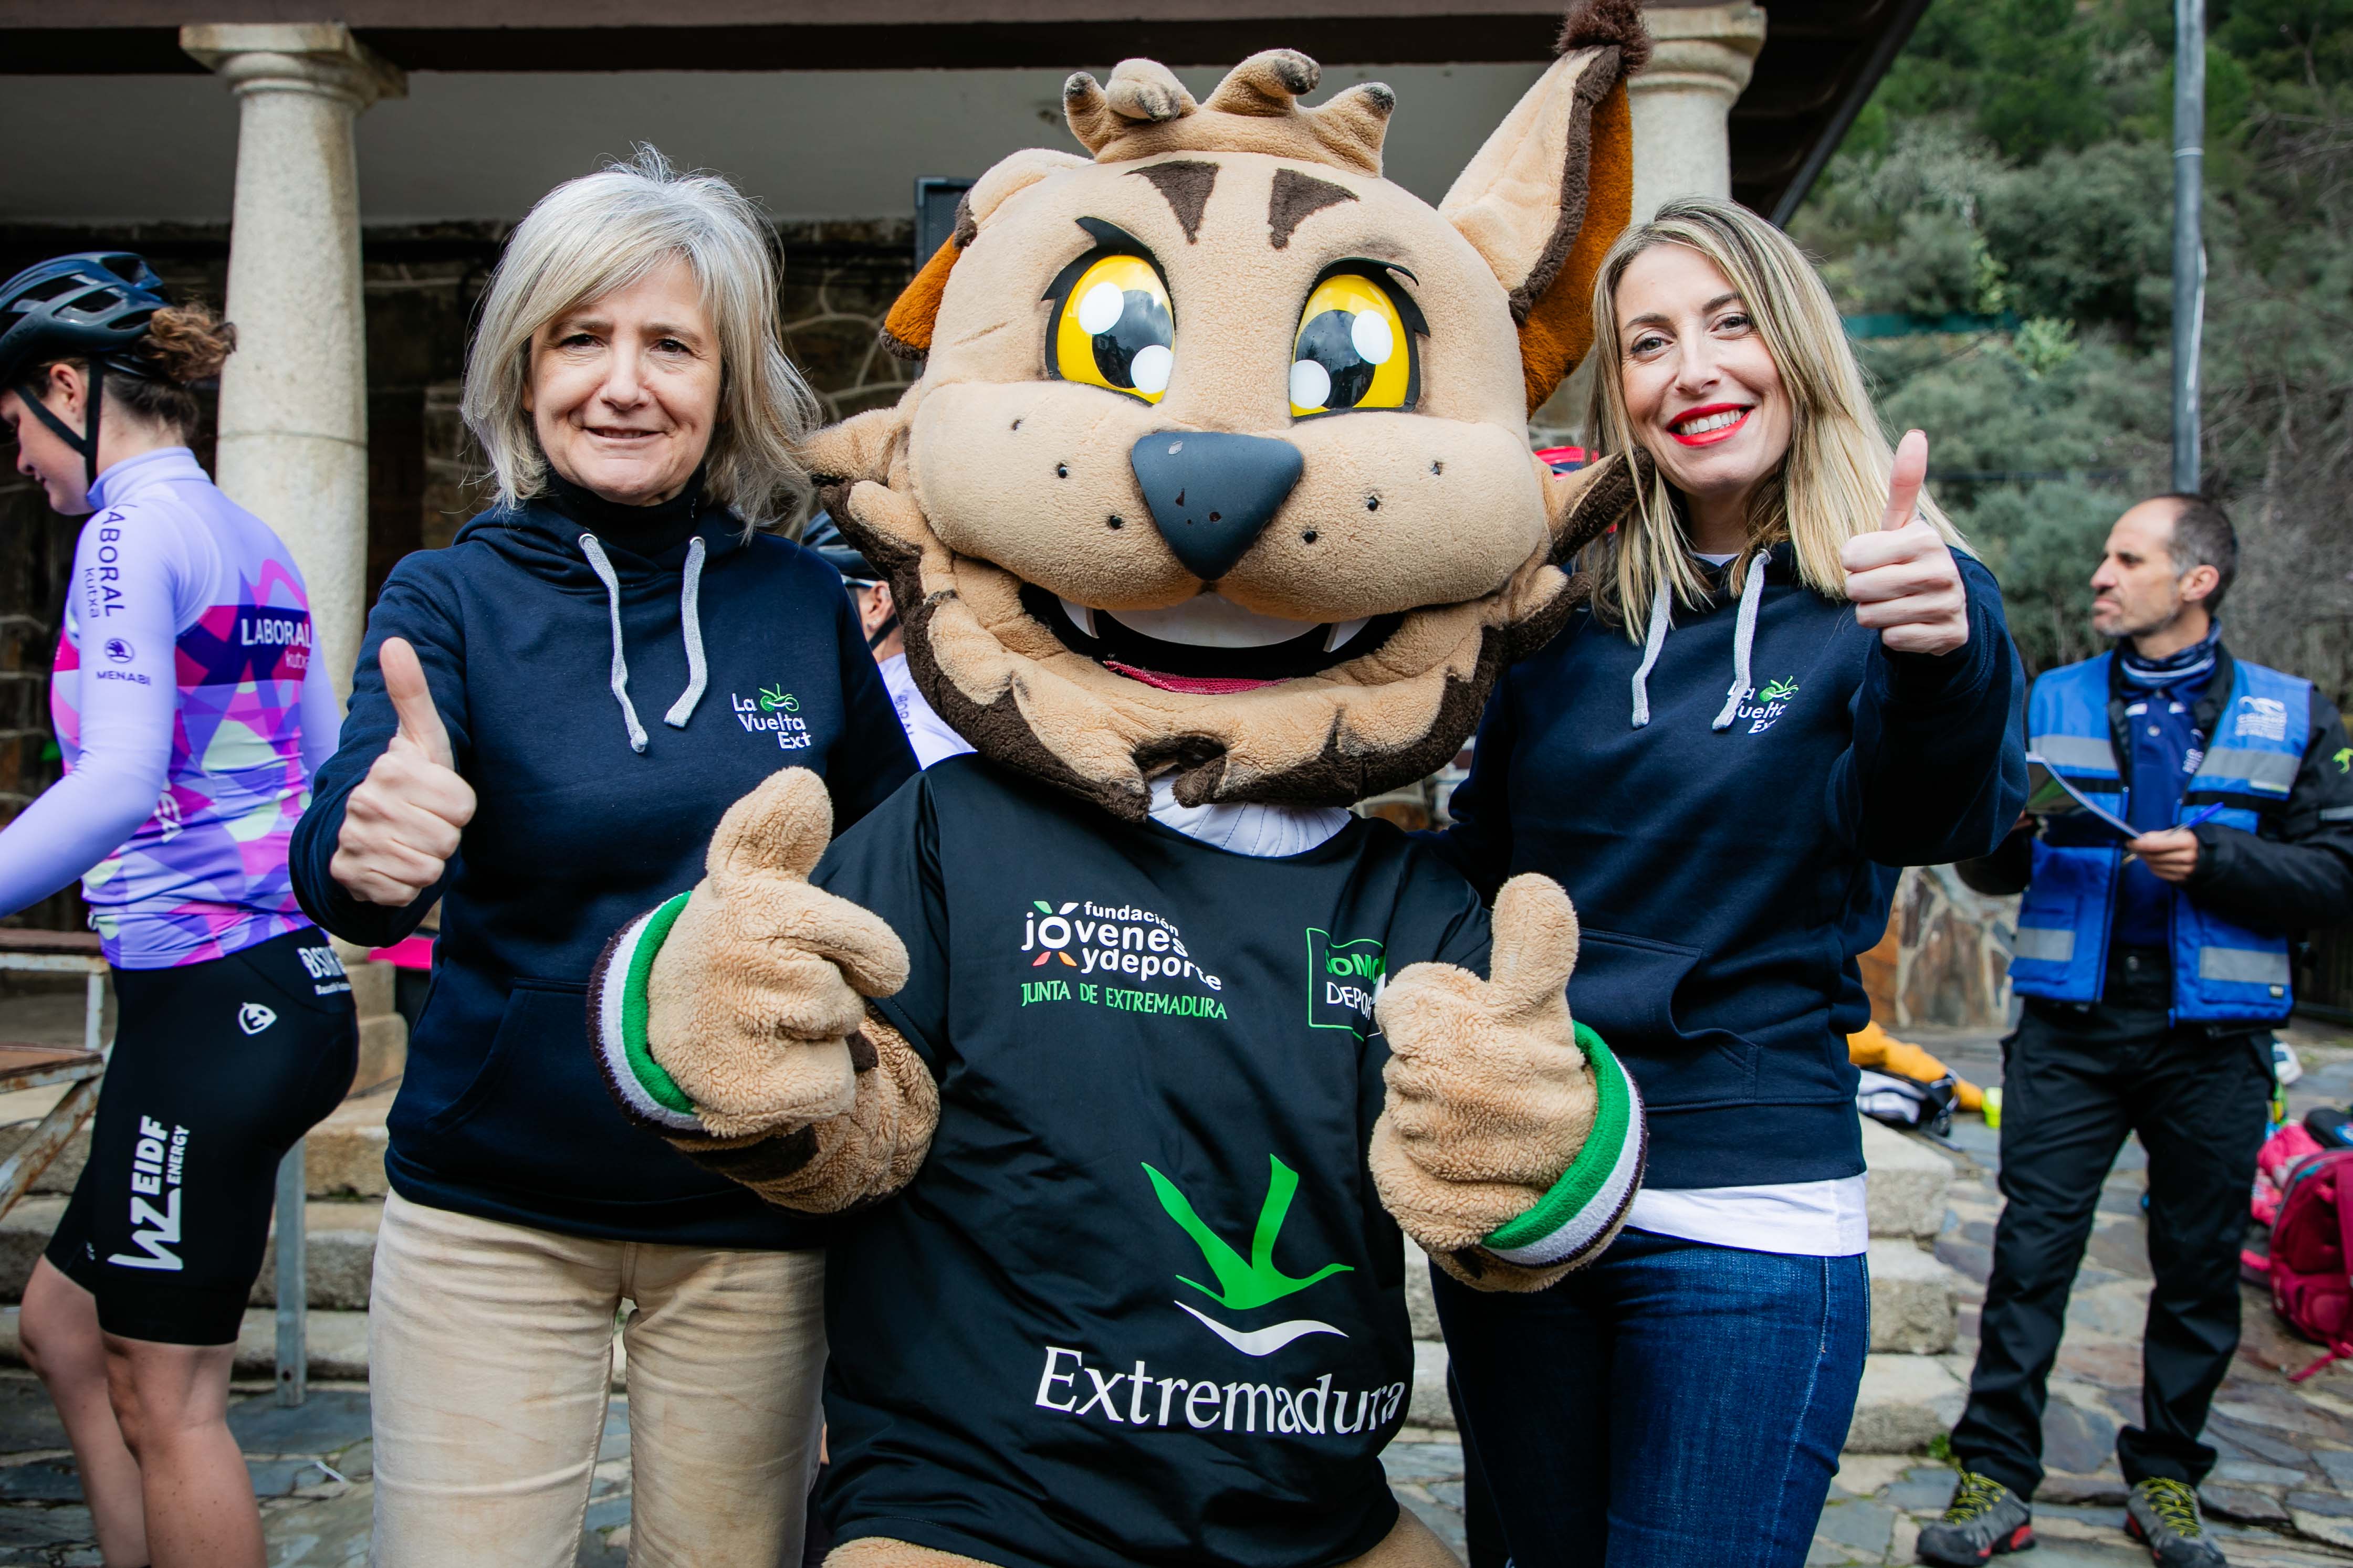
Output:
top-left (1324, 617), bottom-right (1369, 653)
top-left (1057, 598), bottom-right (1097, 638)
top-left (1099, 595), bottom-right (1322, 649)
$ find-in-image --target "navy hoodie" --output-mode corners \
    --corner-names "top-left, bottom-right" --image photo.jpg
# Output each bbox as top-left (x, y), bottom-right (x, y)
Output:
top-left (1433, 544), bottom-right (2025, 1190)
top-left (290, 489), bottom-right (916, 1247)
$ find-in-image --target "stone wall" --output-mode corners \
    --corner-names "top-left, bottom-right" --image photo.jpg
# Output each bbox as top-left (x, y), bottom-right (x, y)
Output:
top-left (1862, 865), bottom-right (2020, 1032)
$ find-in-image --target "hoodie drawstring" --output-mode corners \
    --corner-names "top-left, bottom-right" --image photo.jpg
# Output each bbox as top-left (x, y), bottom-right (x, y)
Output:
top-left (579, 534), bottom-right (651, 754)
top-left (663, 535), bottom-right (709, 730)
top-left (578, 532), bottom-right (708, 755)
top-left (1710, 551), bottom-right (1772, 732)
top-left (1629, 579), bottom-right (1672, 728)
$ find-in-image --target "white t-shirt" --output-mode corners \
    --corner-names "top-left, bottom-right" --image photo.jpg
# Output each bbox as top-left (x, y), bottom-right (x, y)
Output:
top-left (879, 653), bottom-right (976, 770)
top-left (1626, 1176), bottom-right (1870, 1257)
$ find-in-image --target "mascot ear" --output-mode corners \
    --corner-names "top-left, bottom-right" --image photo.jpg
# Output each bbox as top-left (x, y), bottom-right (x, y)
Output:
top-left (1439, 0), bottom-right (1646, 415)
top-left (880, 147), bottom-right (1090, 361)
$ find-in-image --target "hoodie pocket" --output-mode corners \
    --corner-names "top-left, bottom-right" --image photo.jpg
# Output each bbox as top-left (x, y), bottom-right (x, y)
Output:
top-left (414, 978), bottom-right (719, 1203)
top-left (1569, 927), bottom-right (1760, 1110)
top-left (419, 979), bottom-right (582, 1142)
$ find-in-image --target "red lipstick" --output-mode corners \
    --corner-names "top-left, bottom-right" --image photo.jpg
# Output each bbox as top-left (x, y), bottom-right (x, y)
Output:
top-left (1666, 403), bottom-right (1751, 447)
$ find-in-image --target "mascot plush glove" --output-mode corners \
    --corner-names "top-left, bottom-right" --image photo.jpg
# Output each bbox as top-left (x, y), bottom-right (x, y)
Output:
top-left (593, 767), bottom-right (938, 1209)
top-left (1372, 874), bottom-right (1643, 1291)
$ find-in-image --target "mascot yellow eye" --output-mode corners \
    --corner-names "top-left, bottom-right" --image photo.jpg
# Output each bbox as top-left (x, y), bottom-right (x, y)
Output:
top-left (1289, 270), bottom-right (1420, 418)
top-left (1051, 253), bottom-right (1175, 403)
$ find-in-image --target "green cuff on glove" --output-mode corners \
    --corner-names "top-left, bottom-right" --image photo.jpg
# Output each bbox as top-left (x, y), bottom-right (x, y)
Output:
top-left (1480, 1024), bottom-right (1645, 1268)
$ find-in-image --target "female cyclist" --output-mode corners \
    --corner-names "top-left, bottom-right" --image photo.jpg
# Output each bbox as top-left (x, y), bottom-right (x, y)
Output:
top-left (0, 251), bottom-right (355, 1568)
top-left (1430, 199), bottom-right (2027, 1568)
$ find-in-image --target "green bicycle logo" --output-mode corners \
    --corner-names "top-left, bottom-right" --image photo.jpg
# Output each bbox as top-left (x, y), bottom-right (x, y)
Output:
top-left (758, 686), bottom-right (798, 713)
top-left (1758, 677), bottom-right (1801, 703)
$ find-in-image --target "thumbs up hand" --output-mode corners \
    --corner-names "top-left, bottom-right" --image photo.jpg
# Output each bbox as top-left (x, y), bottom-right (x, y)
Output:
top-left (1371, 874), bottom-right (1610, 1276)
top-left (1839, 429), bottom-right (1970, 656)
top-left (640, 767), bottom-right (911, 1140)
top-left (331, 637), bottom-right (478, 906)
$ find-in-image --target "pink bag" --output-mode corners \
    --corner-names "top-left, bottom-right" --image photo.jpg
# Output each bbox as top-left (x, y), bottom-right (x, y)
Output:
top-left (2254, 1123), bottom-right (2326, 1226)
top-left (2263, 1148), bottom-right (2353, 1381)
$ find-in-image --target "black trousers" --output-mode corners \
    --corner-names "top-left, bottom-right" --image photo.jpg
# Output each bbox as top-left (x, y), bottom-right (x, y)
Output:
top-left (1951, 961), bottom-right (2272, 1499)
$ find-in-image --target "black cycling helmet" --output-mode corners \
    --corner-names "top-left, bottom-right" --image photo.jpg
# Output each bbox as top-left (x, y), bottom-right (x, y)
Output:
top-left (0, 252), bottom-right (171, 491)
top-left (802, 511), bottom-right (882, 585)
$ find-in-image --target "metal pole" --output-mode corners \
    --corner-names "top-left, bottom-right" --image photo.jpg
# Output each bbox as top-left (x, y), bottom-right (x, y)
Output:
top-left (274, 1141), bottom-right (306, 1406)
top-left (2172, 0), bottom-right (2206, 493)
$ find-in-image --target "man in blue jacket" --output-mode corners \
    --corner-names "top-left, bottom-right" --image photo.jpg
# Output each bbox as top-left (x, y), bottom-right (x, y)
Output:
top-left (1923, 497), bottom-right (2353, 1568)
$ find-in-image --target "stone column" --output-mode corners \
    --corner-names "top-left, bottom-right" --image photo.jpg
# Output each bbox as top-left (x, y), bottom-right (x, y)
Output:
top-left (180, 24), bottom-right (404, 699)
top-left (1629, 1), bottom-right (1766, 220)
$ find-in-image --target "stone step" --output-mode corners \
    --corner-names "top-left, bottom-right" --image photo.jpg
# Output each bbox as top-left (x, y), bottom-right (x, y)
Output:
top-left (0, 1303), bottom-right (634, 1390)
top-left (0, 1197), bottom-right (381, 1310)
top-left (1844, 1352), bottom-right (1968, 1454)
top-left (301, 1091), bottom-right (394, 1198)
top-left (1393, 1337), bottom-right (1982, 1459)
top-left (0, 1304), bottom-right (374, 1382)
top-left (1862, 1115), bottom-right (1954, 1240)
top-left (1403, 1339), bottom-right (1973, 1449)
top-left (1868, 1238), bottom-right (1958, 1355)
top-left (1411, 1338), bottom-right (1451, 1428)
top-left (0, 1083), bottom-right (393, 1201)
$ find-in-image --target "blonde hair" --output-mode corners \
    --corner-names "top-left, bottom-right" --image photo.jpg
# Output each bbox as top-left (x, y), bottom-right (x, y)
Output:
top-left (1583, 196), bottom-right (1966, 633)
top-left (462, 145), bottom-right (819, 530)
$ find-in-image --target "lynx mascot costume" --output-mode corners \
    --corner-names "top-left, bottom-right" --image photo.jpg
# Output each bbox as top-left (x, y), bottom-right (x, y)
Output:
top-left (592, 6), bottom-right (1651, 1563)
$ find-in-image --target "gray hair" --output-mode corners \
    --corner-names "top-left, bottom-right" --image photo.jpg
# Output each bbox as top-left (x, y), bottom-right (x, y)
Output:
top-left (461, 145), bottom-right (819, 529)
top-left (2156, 492), bottom-right (2238, 613)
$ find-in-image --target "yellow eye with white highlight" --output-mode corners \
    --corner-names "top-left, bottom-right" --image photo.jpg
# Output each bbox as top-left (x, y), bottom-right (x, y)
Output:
top-left (1289, 269), bottom-right (1422, 418)
top-left (1051, 253), bottom-right (1175, 403)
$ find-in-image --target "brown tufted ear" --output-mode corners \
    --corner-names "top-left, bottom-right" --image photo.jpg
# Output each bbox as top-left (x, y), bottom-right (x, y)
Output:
top-left (875, 147), bottom-right (1089, 363)
top-left (880, 228), bottom-right (964, 362)
top-left (1440, 1), bottom-right (1644, 414)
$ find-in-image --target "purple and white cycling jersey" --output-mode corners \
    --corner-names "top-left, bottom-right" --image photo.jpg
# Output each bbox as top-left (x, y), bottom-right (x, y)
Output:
top-left (0, 448), bottom-right (341, 968)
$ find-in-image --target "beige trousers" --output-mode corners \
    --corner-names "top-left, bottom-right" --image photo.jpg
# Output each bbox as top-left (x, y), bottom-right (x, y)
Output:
top-left (367, 1190), bottom-right (826, 1567)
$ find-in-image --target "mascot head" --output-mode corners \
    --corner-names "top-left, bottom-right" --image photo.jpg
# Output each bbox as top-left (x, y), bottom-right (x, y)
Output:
top-left (807, 0), bottom-right (1648, 819)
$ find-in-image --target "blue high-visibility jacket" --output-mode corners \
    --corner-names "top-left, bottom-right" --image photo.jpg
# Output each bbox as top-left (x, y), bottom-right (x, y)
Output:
top-left (2013, 650), bottom-right (2314, 1021)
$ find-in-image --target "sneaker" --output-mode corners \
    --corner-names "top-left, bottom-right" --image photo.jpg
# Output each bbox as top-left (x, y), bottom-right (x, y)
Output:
top-left (1918, 1469), bottom-right (2036, 1564)
top-left (2124, 1478), bottom-right (2226, 1566)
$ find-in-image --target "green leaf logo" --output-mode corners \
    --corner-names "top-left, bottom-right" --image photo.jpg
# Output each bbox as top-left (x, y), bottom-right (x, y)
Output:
top-left (1143, 1155), bottom-right (1353, 1312)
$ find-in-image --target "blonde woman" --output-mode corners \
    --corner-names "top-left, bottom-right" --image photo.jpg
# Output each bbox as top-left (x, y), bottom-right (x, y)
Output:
top-left (287, 150), bottom-right (915, 1564)
top-left (1428, 197), bottom-right (2027, 1567)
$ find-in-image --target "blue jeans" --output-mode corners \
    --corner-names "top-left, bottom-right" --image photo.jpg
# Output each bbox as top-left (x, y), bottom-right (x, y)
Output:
top-left (1432, 1227), bottom-right (1870, 1568)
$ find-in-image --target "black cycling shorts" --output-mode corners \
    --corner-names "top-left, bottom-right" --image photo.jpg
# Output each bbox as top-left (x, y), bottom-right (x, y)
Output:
top-left (46, 927), bottom-right (358, 1345)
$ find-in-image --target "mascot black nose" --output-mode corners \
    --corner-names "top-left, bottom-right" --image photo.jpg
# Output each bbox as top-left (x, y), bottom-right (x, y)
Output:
top-left (1129, 432), bottom-right (1305, 582)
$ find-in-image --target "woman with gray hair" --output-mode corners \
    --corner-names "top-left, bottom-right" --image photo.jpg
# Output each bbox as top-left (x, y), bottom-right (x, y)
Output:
top-left (289, 148), bottom-right (915, 1565)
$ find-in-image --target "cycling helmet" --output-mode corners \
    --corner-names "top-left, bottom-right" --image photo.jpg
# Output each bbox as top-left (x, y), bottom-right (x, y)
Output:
top-left (0, 252), bottom-right (171, 491)
top-left (802, 511), bottom-right (882, 585)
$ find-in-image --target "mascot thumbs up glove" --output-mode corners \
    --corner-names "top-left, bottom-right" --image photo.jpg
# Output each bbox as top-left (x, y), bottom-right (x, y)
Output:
top-left (1373, 874), bottom-right (1644, 1292)
top-left (593, 767), bottom-right (939, 1208)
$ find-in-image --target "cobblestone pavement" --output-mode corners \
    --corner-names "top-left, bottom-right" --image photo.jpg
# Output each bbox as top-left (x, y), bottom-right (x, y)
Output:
top-left (1812, 1022), bottom-right (2353, 1568)
top-left (8, 1020), bottom-right (2353, 1564)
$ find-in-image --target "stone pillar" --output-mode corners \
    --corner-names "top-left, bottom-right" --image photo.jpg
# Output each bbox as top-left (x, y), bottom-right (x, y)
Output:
top-left (180, 24), bottom-right (404, 699)
top-left (1629, 2), bottom-right (1766, 220)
